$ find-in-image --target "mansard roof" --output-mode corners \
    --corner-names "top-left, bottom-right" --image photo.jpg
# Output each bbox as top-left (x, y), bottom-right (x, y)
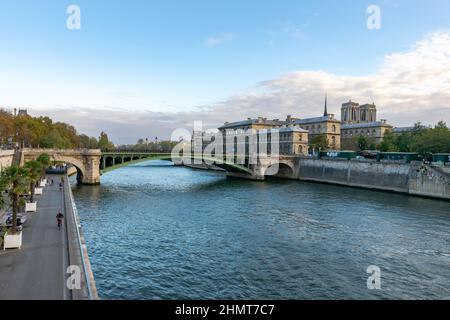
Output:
top-left (219, 118), bottom-right (284, 130)
top-left (341, 121), bottom-right (393, 129)
top-left (292, 114), bottom-right (340, 125)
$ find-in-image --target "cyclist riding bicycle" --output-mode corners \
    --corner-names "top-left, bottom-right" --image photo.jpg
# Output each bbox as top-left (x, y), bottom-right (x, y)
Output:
top-left (56, 211), bottom-right (64, 229)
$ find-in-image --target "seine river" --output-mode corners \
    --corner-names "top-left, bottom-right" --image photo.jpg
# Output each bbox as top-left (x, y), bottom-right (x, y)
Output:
top-left (71, 160), bottom-right (450, 300)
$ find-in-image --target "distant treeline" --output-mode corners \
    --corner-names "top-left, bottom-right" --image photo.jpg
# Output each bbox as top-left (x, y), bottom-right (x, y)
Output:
top-left (115, 138), bottom-right (179, 153)
top-left (356, 121), bottom-right (450, 153)
top-left (0, 109), bottom-right (114, 150)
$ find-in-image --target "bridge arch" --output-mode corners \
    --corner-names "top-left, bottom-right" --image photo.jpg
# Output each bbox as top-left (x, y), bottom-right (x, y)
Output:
top-left (264, 161), bottom-right (295, 179)
top-left (51, 155), bottom-right (88, 184)
top-left (22, 149), bottom-right (102, 185)
top-left (100, 152), bottom-right (254, 178)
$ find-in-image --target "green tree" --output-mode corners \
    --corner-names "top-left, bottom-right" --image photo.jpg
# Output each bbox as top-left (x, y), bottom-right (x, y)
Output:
top-left (40, 129), bottom-right (66, 148)
top-left (89, 137), bottom-right (99, 149)
top-left (0, 109), bottom-right (14, 143)
top-left (98, 132), bottom-right (114, 151)
top-left (393, 123), bottom-right (428, 152)
top-left (435, 121), bottom-right (448, 129)
top-left (78, 134), bottom-right (91, 148)
top-left (412, 125), bottom-right (450, 153)
top-left (0, 109), bottom-right (111, 149)
top-left (0, 166), bottom-right (30, 233)
top-left (36, 154), bottom-right (51, 181)
top-left (310, 135), bottom-right (329, 151)
top-left (24, 160), bottom-right (42, 203)
top-left (378, 131), bottom-right (399, 152)
top-left (356, 135), bottom-right (376, 151)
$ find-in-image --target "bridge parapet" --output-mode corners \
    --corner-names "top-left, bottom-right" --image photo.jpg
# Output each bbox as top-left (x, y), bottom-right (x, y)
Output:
top-left (20, 149), bottom-right (300, 183)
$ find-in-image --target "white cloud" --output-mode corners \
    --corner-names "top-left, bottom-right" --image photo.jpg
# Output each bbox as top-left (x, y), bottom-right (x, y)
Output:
top-left (210, 31), bottom-right (450, 124)
top-left (26, 31), bottom-right (450, 143)
top-left (204, 32), bottom-right (236, 47)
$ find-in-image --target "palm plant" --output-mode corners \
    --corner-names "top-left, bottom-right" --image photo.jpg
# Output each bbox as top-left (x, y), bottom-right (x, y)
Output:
top-left (24, 160), bottom-right (42, 203)
top-left (0, 173), bottom-right (8, 212)
top-left (36, 153), bottom-right (51, 181)
top-left (0, 166), bottom-right (30, 234)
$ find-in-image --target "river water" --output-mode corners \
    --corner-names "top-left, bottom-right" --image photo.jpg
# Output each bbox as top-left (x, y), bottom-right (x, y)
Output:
top-left (71, 160), bottom-right (450, 300)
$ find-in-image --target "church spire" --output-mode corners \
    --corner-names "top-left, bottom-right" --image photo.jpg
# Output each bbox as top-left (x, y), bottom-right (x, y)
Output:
top-left (323, 93), bottom-right (328, 117)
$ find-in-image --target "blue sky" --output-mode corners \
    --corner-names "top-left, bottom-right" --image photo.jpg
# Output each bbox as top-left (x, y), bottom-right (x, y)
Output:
top-left (1, 0), bottom-right (450, 142)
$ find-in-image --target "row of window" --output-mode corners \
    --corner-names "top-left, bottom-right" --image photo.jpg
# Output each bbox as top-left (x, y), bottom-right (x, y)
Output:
top-left (342, 129), bottom-right (377, 137)
top-left (220, 124), bottom-right (338, 136)
top-left (299, 124), bottom-right (337, 133)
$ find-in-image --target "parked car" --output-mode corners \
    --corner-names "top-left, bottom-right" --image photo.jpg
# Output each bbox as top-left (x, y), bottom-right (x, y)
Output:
top-left (2, 213), bottom-right (28, 227)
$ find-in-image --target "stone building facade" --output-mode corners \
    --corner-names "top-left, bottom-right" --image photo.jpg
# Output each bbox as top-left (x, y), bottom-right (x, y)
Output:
top-left (288, 114), bottom-right (341, 151)
top-left (201, 97), bottom-right (395, 155)
top-left (215, 120), bottom-right (309, 156)
top-left (340, 100), bottom-right (393, 150)
top-left (190, 118), bottom-right (310, 157)
top-left (278, 127), bottom-right (309, 155)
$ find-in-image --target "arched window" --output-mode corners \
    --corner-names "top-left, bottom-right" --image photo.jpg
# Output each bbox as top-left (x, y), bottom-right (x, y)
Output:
top-left (332, 125), bottom-right (336, 133)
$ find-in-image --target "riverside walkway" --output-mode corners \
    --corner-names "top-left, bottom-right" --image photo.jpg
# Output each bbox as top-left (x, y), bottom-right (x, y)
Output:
top-left (0, 174), bottom-right (97, 300)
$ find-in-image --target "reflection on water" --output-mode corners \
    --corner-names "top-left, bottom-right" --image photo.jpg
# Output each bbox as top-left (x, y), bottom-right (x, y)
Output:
top-left (72, 160), bottom-right (450, 300)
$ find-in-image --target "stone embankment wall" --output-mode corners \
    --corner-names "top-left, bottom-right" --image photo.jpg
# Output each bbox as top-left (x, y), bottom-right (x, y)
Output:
top-left (295, 158), bottom-right (450, 200)
top-left (0, 150), bottom-right (14, 172)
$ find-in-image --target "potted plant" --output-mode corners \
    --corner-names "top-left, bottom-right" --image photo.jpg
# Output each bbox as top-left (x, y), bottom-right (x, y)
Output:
top-left (0, 165), bottom-right (30, 250)
top-left (24, 160), bottom-right (41, 213)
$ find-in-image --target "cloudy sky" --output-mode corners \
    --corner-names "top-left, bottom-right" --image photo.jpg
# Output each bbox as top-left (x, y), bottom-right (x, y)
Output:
top-left (0, 0), bottom-right (449, 144)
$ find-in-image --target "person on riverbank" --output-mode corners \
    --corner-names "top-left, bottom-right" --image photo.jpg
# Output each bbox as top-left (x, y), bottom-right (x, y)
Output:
top-left (56, 211), bottom-right (64, 229)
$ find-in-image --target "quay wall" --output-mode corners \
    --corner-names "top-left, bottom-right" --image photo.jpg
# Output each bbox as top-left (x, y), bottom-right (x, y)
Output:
top-left (0, 150), bottom-right (14, 172)
top-left (295, 158), bottom-right (450, 200)
top-left (63, 176), bottom-right (99, 300)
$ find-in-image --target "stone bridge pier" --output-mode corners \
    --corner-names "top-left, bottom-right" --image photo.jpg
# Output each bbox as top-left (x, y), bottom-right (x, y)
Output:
top-left (21, 149), bottom-right (102, 185)
top-left (226, 155), bottom-right (298, 181)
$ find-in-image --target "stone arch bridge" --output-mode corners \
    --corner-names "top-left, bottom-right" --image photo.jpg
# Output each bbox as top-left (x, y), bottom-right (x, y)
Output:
top-left (101, 152), bottom-right (298, 181)
top-left (21, 148), bottom-right (103, 184)
top-left (20, 149), bottom-right (298, 184)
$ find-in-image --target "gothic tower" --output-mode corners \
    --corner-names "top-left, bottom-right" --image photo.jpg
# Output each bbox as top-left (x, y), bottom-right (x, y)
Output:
top-left (341, 100), bottom-right (360, 124)
top-left (359, 103), bottom-right (377, 123)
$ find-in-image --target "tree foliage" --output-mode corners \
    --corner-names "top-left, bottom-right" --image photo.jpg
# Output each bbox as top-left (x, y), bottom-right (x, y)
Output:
top-left (378, 122), bottom-right (450, 153)
top-left (310, 135), bottom-right (329, 151)
top-left (0, 166), bottom-right (30, 232)
top-left (98, 131), bottom-right (114, 151)
top-left (356, 135), bottom-right (377, 151)
top-left (0, 109), bottom-right (112, 149)
top-left (24, 160), bottom-right (41, 203)
top-left (116, 139), bottom-right (178, 152)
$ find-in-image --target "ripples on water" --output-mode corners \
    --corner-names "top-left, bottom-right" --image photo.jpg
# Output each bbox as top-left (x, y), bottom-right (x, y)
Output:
top-left (72, 161), bottom-right (450, 300)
